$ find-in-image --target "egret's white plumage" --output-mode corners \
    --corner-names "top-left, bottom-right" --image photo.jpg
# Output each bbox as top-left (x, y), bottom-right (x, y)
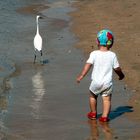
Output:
top-left (33, 15), bottom-right (43, 63)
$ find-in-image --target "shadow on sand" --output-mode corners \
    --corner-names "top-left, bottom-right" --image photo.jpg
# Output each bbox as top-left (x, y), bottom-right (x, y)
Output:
top-left (97, 106), bottom-right (133, 121)
top-left (109, 106), bottom-right (133, 120)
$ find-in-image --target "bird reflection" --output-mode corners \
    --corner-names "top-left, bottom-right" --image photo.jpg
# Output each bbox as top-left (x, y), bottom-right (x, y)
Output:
top-left (31, 72), bottom-right (46, 119)
top-left (87, 120), bottom-right (113, 140)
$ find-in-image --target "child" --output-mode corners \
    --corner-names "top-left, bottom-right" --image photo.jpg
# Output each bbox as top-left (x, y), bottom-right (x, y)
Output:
top-left (77, 29), bottom-right (124, 122)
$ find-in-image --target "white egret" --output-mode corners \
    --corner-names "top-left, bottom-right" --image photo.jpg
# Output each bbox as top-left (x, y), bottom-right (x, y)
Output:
top-left (33, 15), bottom-right (43, 64)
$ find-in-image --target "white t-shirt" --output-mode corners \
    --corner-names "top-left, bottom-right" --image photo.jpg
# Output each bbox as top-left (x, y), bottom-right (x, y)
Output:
top-left (86, 50), bottom-right (119, 94)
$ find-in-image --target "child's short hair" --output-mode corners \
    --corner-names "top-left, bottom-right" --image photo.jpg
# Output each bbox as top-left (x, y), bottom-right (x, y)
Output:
top-left (96, 29), bottom-right (114, 48)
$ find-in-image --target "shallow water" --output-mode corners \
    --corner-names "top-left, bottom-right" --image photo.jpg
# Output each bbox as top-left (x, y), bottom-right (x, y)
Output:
top-left (0, 0), bottom-right (139, 140)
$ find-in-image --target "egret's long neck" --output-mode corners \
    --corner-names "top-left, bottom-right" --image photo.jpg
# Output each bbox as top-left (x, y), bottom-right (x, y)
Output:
top-left (36, 17), bottom-right (39, 34)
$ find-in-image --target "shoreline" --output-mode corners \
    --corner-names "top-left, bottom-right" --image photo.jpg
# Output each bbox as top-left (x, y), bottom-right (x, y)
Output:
top-left (0, 57), bottom-right (16, 116)
top-left (70, 0), bottom-right (140, 121)
top-left (0, 57), bottom-right (15, 94)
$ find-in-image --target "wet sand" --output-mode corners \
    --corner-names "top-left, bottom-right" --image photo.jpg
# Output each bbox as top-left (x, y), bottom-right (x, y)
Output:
top-left (0, 0), bottom-right (140, 140)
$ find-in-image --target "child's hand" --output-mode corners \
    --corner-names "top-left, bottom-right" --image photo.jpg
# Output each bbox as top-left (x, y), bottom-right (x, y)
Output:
top-left (76, 63), bottom-right (92, 83)
top-left (119, 74), bottom-right (125, 80)
top-left (114, 67), bottom-right (125, 80)
top-left (77, 75), bottom-right (84, 83)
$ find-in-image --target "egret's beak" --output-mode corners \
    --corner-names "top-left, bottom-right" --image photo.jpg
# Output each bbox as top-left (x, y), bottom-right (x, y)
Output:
top-left (38, 14), bottom-right (46, 19)
top-left (39, 16), bottom-right (43, 19)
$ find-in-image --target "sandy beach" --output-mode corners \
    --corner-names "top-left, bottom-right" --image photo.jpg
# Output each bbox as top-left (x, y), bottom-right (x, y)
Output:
top-left (70, 0), bottom-right (140, 122)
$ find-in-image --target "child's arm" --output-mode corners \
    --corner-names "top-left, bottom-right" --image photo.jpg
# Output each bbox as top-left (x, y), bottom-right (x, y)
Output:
top-left (114, 67), bottom-right (125, 80)
top-left (77, 63), bottom-right (92, 83)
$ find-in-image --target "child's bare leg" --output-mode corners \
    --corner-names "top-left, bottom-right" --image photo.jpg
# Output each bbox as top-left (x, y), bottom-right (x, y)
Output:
top-left (102, 95), bottom-right (111, 117)
top-left (89, 92), bottom-right (97, 112)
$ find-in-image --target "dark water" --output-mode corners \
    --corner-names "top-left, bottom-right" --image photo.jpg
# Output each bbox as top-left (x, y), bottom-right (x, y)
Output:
top-left (0, 0), bottom-right (139, 140)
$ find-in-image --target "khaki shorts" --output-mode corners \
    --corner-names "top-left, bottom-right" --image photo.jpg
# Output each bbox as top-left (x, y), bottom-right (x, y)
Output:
top-left (90, 85), bottom-right (113, 97)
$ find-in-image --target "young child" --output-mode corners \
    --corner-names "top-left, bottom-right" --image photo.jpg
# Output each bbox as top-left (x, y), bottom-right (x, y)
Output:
top-left (77, 29), bottom-right (125, 122)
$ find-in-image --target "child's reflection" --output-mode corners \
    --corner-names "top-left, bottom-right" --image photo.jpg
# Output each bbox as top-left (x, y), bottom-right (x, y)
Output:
top-left (87, 120), bottom-right (113, 140)
top-left (88, 120), bottom-right (99, 140)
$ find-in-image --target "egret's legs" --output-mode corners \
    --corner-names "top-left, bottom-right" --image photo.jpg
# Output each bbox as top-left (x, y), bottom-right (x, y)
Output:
top-left (40, 50), bottom-right (43, 64)
top-left (41, 50), bottom-right (43, 56)
top-left (33, 50), bottom-right (43, 64)
top-left (34, 50), bottom-right (37, 64)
